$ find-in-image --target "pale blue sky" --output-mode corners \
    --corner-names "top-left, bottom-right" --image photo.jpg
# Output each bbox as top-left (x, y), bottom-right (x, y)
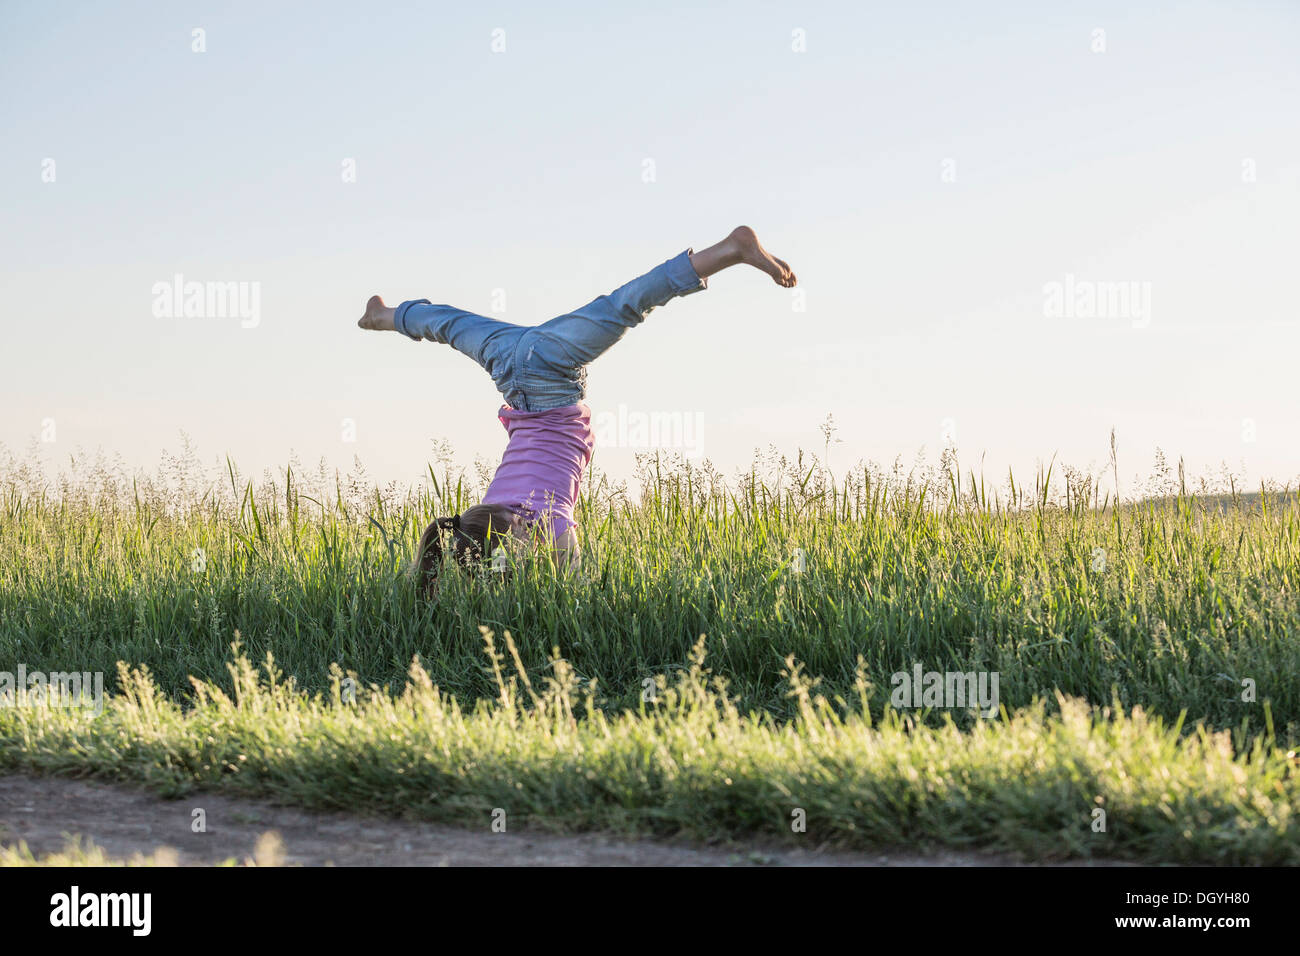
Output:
top-left (3, 1), bottom-right (1297, 492)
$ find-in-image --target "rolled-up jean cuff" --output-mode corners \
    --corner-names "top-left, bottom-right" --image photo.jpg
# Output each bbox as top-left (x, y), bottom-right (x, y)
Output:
top-left (665, 249), bottom-right (707, 295)
top-left (394, 299), bottom-right (430, 339)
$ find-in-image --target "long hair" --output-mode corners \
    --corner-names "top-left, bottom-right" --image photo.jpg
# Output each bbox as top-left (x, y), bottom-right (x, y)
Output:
top-left (412, 504), bottom-right (516, 597)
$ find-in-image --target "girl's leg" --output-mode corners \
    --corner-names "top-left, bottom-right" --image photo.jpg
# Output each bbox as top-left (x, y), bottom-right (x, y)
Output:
top-left (359, 296), bottom-right (525, 395)
top-left (528, 225), bottom-right (796, 370)
top-left (503, 251), bottom-right (705, 410)
top-left (358, 226), bottom-right (795, 409)
top-left (531, 250), bottom-right (705, 368)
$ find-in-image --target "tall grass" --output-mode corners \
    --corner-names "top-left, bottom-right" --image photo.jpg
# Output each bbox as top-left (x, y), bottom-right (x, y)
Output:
top-left (0, 635), bottom-right (1295, 864)
top-left (1, 440), bottom-right (1298, 742)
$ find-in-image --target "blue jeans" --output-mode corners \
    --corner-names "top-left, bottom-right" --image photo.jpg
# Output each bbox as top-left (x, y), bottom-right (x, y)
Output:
top-left (394, 250), bottom-right (707, 411)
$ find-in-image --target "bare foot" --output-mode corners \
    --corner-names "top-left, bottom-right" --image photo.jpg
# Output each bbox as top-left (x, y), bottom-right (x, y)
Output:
top-left (728, 225), bottom-right (797, 287)
top-left (358, 295), bottom-right (396, 331)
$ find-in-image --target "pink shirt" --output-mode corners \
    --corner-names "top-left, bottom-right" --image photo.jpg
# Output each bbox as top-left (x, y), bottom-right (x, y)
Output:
top-left (480, 403), bottom-right (594, 538)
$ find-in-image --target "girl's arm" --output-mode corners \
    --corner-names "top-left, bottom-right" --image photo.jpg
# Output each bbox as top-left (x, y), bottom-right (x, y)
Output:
top-left (553, 528), bottom-right (581, 570)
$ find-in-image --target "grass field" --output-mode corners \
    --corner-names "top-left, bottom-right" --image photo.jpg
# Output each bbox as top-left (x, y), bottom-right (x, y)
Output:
top-left (1, 443), bottom-right (1298, 862)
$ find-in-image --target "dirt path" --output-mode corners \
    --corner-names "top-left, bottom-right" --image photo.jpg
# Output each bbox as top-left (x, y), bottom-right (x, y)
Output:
top-left (0, 774), bottom-right (1127, 866)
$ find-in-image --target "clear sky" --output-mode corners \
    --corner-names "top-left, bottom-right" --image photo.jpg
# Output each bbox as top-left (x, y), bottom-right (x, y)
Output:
top-left (3, 1), bottom-right (1297, 493)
